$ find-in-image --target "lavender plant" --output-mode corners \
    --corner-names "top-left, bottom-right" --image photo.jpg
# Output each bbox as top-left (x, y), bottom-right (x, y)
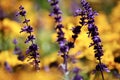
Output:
top-left (48, 0), bottom-right (69, 73)
top-left (16, 5), bottom-right (40, 70)
top-left (75, 0), bottom-right (110, 80)
top-left (48, 0), bottom-right (83, 80)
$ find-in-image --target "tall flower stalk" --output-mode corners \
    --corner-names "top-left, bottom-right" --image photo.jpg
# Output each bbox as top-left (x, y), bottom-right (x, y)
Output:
top-left (48, 1), bottom-right (83, 80)
top-left (16, 5), bottom-right (40, 70)
top-left (75, 0), bottom-right (109, 80)
top-left (48, 0), bottom-right (69, 73)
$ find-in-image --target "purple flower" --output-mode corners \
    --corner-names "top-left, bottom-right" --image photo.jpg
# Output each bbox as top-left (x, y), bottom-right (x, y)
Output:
top-left (60, 46), bottom-right (69, 53)
top-left (74, 9), bottom-right (82, 16)
top-left (4, 61), bottom-right (12, 72)
top-left (54, 16), bottom-right (62, 22)
top-left (72, 67), bottom-right (83, 80)
top-left (20, 26), bottom-right (33, 33)
top-left (73, 74), bottom-right (83, 80)
top-left (75, 0), bottom-right (104, 64)
top-left (95, 63), bottom-right (110, 72)
top-left (72, 26), bottom-right (81, 34)
top-left (48, 0), bottom-right (62, 23)
top-left (73, 67), bottom-right (80, 74)
top-left (71, 26), bottom-right (82, 42)
top-left (17, 5), bottom-right (40, 70)
top-left (13, 38), bottom-right (17, 44)
top-left (23, 19), bottom-right (30, 23)
top-left (111, 68), bottom-right (120, 78)
top-left (19, 5), bottom-right (24, 10)
top-left (16, 5), bottom-right (26, 16)
top-left (75, 0), bottom-right (109, 79)
top-left (25, 35), bottom-right (35, 43)
top-left (13, 39), bottom-right (24, 61)
top-left (48, 0), bottom-right (69, 73)
top-left (27, 44), bottom-right (38, 53)
top-left (67, 42), bottom-right (74, 49)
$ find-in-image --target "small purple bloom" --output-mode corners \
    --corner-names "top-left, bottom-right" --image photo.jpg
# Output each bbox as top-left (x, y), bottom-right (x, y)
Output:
top-left (60, 46), bottom-right (69, 53)
top-left (14, 46), bottom-right (22, 55)
top-left (74, 9), bottom-right (82, 16)
top-left (111, 68), bottom-right (120, 78)
top-left (68, 42), bottom-right (74, 48)
top-left (19, 5), bottom-right (24, 10)
top-left (20, 26), bottom-right (33, 33)
top-left (19, 10), bottom-right (26, 16)
top-left (17, 54), bottom-right (25, 61)
top-left (92, 36), bottom-right (101, 43)
top-left (13, 38), bottom-right (17, 45)
top-left (4, 61), bottom-right (12, 72)
top-left (72, 67), bottom-right (83, 80)
top-left (95, 63), bottom-right (110, 72)
top-left (73, 74), bottom-right (83, 80)
top-left (25, 35), bottom-right (35, 43)
top-left (73, 67), bottom-right (80, 74)
top-left (27, 44), bottom-right (38, 53)
top-left (54, 16), bottom-right (62, 22)
top-left (55, 24), bottom-right (63, 30)
top-left (16, 5), bottom-right (26, 16)
top-left (13, 39), bottom-right (25, 61)
top-left (72, 26), bottom-right (81, 34)
top-left (23, 19), bottom-right (30, 23)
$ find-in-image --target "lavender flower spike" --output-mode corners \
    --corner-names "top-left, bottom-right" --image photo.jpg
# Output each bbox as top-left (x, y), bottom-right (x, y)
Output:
top-left (17, 5), bottom-right (40, 70)
top-left (75, 0), bottom-right (110, 80)
top-left (48, 0), bottom-right (69, 72)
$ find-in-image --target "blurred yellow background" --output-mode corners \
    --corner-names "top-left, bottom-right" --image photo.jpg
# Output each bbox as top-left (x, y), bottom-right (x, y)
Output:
top-left (0, 0), bottom-right (120, 80)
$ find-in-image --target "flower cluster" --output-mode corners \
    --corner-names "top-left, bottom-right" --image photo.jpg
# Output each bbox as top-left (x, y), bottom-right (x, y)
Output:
top-left (48, 0), bottom-right (84, 74)
top-left (13, 39), bottom-right (24, 61)
top-left (72, 67), bottom-right (83, 80)
top-left (48, 0), bottom-right (69, 72)
top-left (16, 5), bottom-right (40, 70)
top-left (80, 0), bottom-right (103, 61)
top-left (75, 0), bottom-right (109, 79)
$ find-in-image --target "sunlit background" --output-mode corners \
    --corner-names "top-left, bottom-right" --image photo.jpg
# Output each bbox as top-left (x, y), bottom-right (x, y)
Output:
top-left (0, 0), bottom-right (120, 80)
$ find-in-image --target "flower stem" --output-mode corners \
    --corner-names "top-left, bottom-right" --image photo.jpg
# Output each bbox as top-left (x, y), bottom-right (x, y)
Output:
top-left (63, 53), bottom-right (67, 72)
top-left (99, 59), bottom-right (105, 80)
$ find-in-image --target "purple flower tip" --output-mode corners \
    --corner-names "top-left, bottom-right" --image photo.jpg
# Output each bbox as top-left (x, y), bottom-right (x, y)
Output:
top-left (19, 5), bottom-right (24, 10)
top-left (18, 54), bottom-right (25, 61)
top-left (25, 35), bottom-right (35, 43)
top-left (73, 74), bottom-right (83, 80)
top-left (13, 39), bottom-right (17, 44)
top-left (95, 63), bottom-right (110, 72)
top-left (73, 67), bottom-right (80, 74)
top-left (20, 26), bottom-right (33, 33)
top-left (4, 61), bottom-right (12, 72)
top-left (23, 19), bottom-right (30, 23)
